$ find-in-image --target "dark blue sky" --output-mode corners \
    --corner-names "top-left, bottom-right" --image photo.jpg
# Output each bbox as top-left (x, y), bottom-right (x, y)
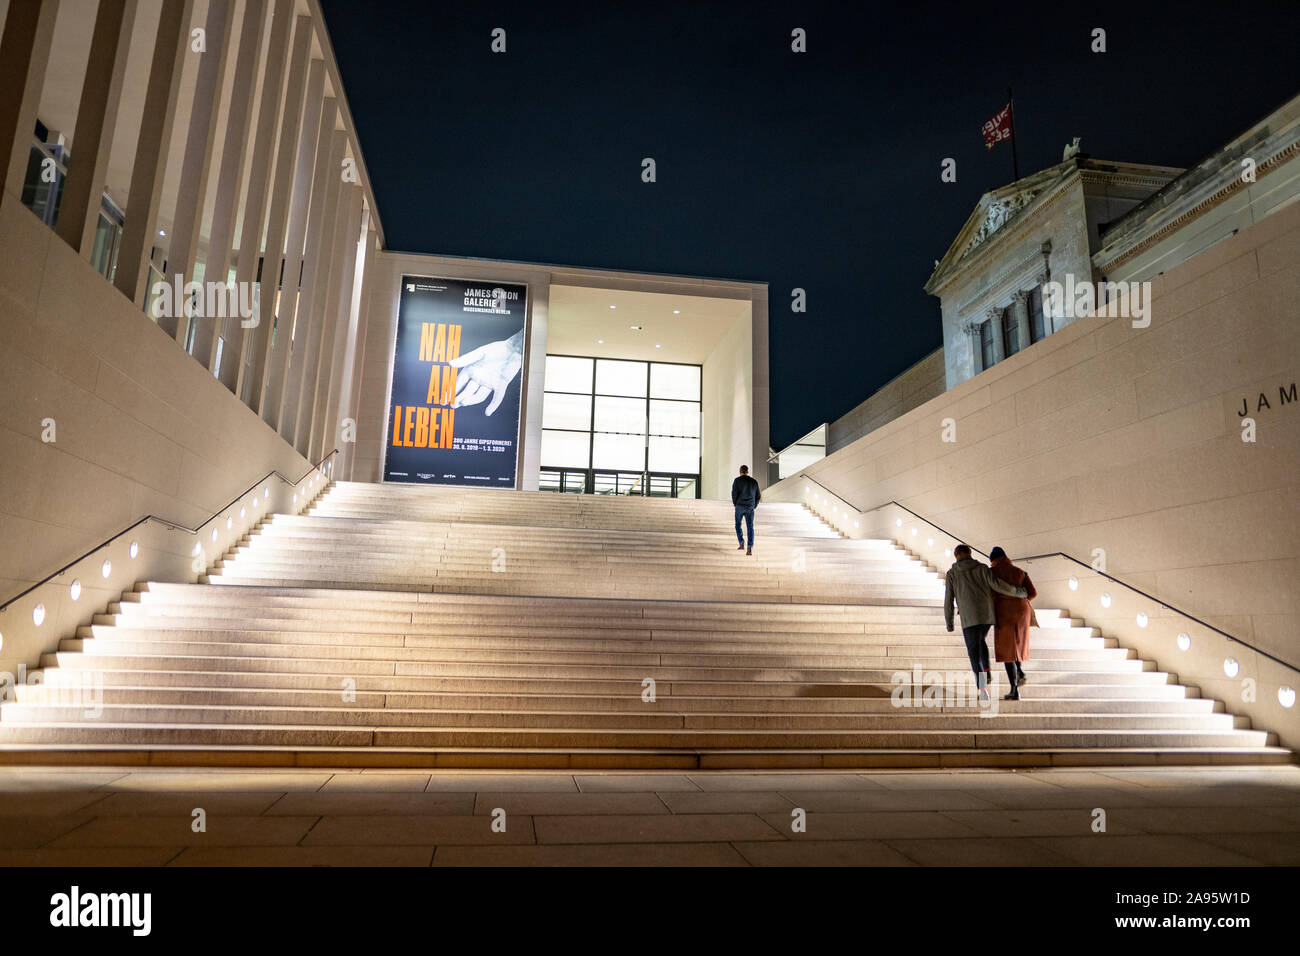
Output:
top-left (319, 0), bottom-right (1300, 448)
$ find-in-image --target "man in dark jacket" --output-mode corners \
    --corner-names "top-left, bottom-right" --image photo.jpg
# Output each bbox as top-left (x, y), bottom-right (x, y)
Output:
top-left (731, 465), bottom-right (761, 555)
top-left (944, 544), bottom-right (1028, 700)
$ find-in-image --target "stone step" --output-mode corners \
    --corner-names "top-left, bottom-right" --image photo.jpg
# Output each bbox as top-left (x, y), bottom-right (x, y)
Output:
top-left (38, 652), bottom-right (1168, 684)
top-left (11, 685), bottom-right (1220, 714)
top-left (0, 723), bottom-right (1272, 750)
top-left (2, 477), bottom-right (1283, 769)
top-left (35, 667), bottom-right (1195, 698)
top-left (75, 625), bottom-right (1111, 653)
top-left (56, 637), bottom-right (1137, 668)
top-left (0, 703), bottom-right (1248, 732)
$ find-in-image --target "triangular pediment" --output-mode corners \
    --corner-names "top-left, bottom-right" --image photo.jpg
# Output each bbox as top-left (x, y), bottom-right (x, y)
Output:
top-left (925, 161), bottom-right (1078, 292)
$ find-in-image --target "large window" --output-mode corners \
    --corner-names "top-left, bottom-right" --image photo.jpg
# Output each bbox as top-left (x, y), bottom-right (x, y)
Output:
top-left (979, 321), bottom-right (995, 371)
top-left (1028, 286), bottom-right (1047, 343)
top-left (1002, 303), bottom-right (1020, 356)
top-left (541, 355), bottom-right (701, 494)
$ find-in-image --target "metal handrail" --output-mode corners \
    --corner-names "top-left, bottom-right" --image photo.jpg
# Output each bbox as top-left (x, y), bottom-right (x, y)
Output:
top-left (0, 448), bottom-right (340, 612)
top-left (794, 472), bottom-right (1299, 675)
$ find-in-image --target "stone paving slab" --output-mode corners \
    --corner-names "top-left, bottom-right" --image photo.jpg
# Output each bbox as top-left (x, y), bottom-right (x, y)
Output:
top-left (302, 814), bottom-right (537, 846)
top-left (431, 842), bottom-right (750, 866)
top-left (0, 764), bottom-right (1295, 865)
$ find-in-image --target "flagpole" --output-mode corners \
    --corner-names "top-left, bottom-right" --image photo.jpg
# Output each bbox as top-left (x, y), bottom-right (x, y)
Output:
top-left (1007, 86), bottom-right (1020, 182)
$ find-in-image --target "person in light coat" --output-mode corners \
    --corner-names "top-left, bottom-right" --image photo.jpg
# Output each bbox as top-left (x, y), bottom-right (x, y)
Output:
top-left (944, 544), bottom-right (1028, 700)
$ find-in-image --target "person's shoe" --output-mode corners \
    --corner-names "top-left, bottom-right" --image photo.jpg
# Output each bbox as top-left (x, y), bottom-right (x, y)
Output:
top-left (1002, 690), bottom-right (1019, 701)
top-left (1017, 672), bottom-right (1028, 686)
top-left (746, 547), bottom-right (752, 555)
top-left (737, 544), bottom-right (744, 550)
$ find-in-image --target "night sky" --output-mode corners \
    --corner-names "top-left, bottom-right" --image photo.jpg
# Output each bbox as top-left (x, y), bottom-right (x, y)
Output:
top-left (319, 0), bottom-right (1300, 448)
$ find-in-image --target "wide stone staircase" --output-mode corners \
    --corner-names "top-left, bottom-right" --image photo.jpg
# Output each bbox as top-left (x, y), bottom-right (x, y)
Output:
top-left (0, 481), bottom-right (1289, 767)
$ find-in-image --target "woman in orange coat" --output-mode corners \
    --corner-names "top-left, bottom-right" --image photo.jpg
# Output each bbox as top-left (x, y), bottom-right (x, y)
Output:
top-left (989, 546), bottom-right (1036, 700)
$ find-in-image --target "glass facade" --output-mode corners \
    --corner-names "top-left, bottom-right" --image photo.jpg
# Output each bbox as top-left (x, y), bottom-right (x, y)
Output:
top-left (541, 355), bottom-right (702, 496)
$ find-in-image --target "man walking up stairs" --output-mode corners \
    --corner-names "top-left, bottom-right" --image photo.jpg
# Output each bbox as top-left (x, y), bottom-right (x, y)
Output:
top-left (731, 465), bottom-right (761, 555)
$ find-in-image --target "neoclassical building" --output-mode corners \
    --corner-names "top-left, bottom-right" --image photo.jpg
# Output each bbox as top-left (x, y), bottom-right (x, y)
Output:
top-left (925, 155), bottom-right (1180, 389)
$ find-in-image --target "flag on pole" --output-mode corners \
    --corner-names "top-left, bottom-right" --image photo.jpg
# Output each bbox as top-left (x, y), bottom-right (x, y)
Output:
top-left (982, 103), bottom-right (1013, 149)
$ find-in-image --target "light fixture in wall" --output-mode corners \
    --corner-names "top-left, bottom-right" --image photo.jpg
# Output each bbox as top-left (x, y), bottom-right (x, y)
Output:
top-left (293, 494), bottom-right (298, 504)
top-left (1280, 686), bottom-right (1296, 709)
top-left (226, 517), bottom-right (233, 530)
top-left (101, 559), bottom-right (112, 578)
top-left (0, 632), bottom-right (4, 652)
top-left (210, 528), bottom-right (218, 542)
top-left (263, 487), bottom-right (269, 499)
top-left (1100, 593), bottom-right (1112, 609)
top-left (1224, 657), bottom-right (1240, 678)
top-left (911, 527), bottom-right (918, 536)
top-left (70, 579), bottom-right (81, 602)
top-left (673, 310), bottom-right (680, 314)
top-left (597, 339), bottom-right (604, 344)
top-left (943, 548), bottom-right (951, 558)
top-left (33, 604), bottom-right (45, 627)
top-left (654, 344), bottom-right (661, 348)
top-left (1136, 612), bottom-right (1149, 628)
top-left (896, 518), bottom-right (903, 528)
top-left (804, 487), bottom-right (810, 493)
top-left (1177, 632), bottom-right (1191, 651)
top-left (1068, 576), bottom-right (1079, 591)
top-left (193, 542), bottom-right (202, 556)
top-left (158, 228), bottom-right (166, 236)
top-left (609, 305), bottom-right (616, 309)
top-left (927, 538), bottom-right (934, 547)
top-left (855, 521), bottom-right (860, 528)
top-left (629, 325), bottom-right (642, 331)
top-left (129, 540), bottom-right (139, 559)
top-left (833, 505), bottom-right (838, 513)
top-left (240, 507), bottom-right (246, 519)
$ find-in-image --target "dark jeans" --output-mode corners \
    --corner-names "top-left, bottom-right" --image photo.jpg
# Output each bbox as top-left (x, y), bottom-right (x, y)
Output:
top-left (734, 505), bottom-right (755, 547)
top-left (961, 624), bottom-right (991, 689)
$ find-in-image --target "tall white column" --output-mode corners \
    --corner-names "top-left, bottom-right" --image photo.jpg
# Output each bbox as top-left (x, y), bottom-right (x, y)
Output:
top-left (242, 23), bottom-right (317, 410)
top-left (194, 0), bottom-right (269, 373)
top-left (339, 225), bottom-right (378, 481)
top-left (269, 94), bottom-right (335, 434)
top-left (0, 0), bottom-right (60, 203)
top-left (114, 0), bottom-right (195, 308)
top-left (168, 0), bottom-right (235, 347)
top-left (55, 0), bottom-right (138, 258)
top-left (308, 182), bottom-right (363, 462)
top-left (285, 127), bottom-right (347, 450)
top-left (225, 0), bottom-right (296, 394)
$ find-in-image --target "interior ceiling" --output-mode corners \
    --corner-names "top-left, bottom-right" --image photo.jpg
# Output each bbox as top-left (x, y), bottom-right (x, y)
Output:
top-left (545, 285), bottom-right (749, 366)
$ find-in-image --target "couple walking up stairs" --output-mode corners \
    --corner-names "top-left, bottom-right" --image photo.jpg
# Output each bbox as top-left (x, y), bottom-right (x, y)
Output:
top-left (0, 481), bottom-right (1287, 767)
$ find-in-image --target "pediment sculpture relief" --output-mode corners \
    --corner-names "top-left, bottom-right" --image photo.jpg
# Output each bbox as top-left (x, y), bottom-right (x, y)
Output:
top-left (960, 190), bottom-right (1038, 259)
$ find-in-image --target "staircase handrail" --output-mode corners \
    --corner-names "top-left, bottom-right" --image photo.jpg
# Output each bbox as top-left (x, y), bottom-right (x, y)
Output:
top-left (794, 472), bottom-right (1299, 675)
top-left (0, 448), bottom-right (340, 612)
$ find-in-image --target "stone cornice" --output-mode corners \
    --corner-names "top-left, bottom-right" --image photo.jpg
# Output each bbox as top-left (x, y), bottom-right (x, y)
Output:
top-left (1079, 170), bottom-right (1178, 191)
top-left (1093, 121), bottom-right (1300, 271)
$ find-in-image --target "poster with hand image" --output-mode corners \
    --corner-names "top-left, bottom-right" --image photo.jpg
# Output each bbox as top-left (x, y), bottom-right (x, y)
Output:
top-left (383, 276), bottom-right (527, 486)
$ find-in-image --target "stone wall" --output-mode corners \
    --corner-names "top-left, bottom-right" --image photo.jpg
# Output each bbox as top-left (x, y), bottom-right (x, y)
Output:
top-left (827, 348), bottom-right (945, 454)
top-left (770, 197), bottom-right (1300, 677)
top-left (0, 194), bottom-right (311, 672)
